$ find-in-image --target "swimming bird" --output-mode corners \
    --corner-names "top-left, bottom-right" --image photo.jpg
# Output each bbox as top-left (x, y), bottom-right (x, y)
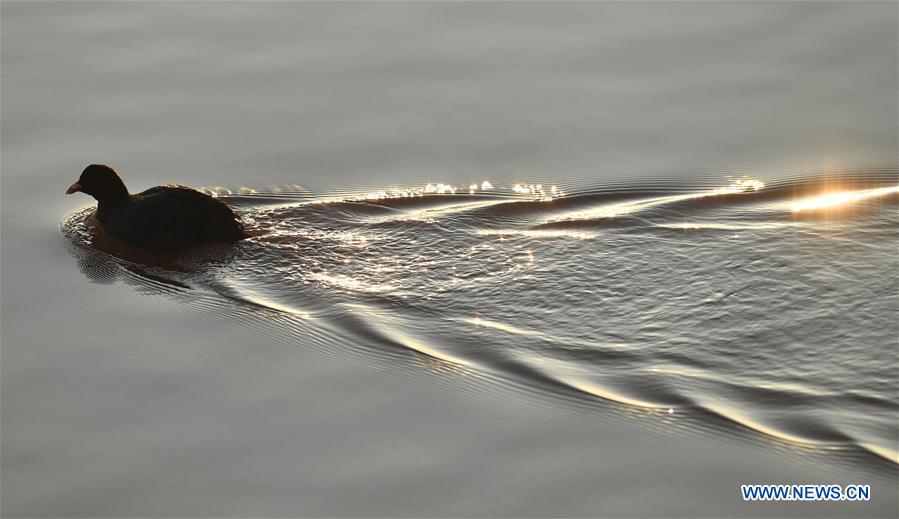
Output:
top-left (66, 164), bottom-right (247, 251)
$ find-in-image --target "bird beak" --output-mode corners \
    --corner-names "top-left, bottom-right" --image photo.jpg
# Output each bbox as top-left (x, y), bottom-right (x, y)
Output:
top-left (65, 182), bottom-right (81, 195)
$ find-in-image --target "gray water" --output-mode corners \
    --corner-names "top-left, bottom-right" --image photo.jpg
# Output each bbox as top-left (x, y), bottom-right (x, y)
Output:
top-left (3, 2), bottom-right (898, 517)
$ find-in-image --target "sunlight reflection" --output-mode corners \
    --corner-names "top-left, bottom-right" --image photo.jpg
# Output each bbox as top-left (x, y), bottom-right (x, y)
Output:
top-left (224, 282), bottom-right (313, 319)
top-left (701, 402), bottom-right (843, 447)
top-left (310, 272), bottom-right (395, 294)
top-left (561, 377), bottom-right (668, 409)
top-left (467, 316), bottom-right (545, 337)
top-left (708, 178), bottom-right (765, 195)
top-left (369, 199), bottom-right (509, 224)
top-left (343, 303), bottom-right (473, 368)
top-left (513, 183), bottom-right (565, 200)
top-left (790, 185), bottom-right (899, 212)
top-left (347, 180), bottom-right (501, 202)
top-left (547, 178), bottom-right (765, 223)
top-left (859, 443), bottom-right (899, 466)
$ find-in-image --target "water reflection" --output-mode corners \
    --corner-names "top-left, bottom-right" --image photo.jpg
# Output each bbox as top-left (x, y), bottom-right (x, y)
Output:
top-left (790, 185), bottom-right (899, 213)
top-left (62, 171), bottom-right (899, 469)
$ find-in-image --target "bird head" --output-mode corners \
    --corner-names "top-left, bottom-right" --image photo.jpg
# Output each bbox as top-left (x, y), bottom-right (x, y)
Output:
top-left (66, 164), bottom-right (130, 203)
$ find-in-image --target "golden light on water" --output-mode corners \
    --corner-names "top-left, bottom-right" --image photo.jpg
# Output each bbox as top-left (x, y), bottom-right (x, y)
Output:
top-left (547, 178), bottom-right (766, 223)
top-left (467, 315), bottom-right (545, 337)
top-left (512, 183), bottom-right (564, 200)
top-left (348, 180), bottom-right (495, 201)
top-left (790, 185), bottom-right (899, 212)
top-left (370, 200), bottom-right (508, 224)
top-left (707, 178), bottom-right (765, 195)
top-left (310, 272), bottom-right (395, 294)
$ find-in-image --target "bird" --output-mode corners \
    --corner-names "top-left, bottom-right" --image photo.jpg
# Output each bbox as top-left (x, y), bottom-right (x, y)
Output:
top-left (66, 164), bottom-right (247, 251)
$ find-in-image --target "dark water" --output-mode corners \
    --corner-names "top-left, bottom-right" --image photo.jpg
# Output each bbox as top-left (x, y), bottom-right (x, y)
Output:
top-left (4, 1), bottom-right (898, 516)
top-left (62, 170), bottom-right (899, 467)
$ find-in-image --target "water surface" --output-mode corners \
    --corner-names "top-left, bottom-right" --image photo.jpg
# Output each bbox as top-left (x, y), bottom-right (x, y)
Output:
top-left (3, 1), bottom-right (897, 516)
top-left (61, 170), bottom-right (899, 466)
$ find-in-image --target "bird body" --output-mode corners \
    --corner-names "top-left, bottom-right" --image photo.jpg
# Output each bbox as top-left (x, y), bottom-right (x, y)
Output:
top-left (67, 165), bottom-right (246, 251)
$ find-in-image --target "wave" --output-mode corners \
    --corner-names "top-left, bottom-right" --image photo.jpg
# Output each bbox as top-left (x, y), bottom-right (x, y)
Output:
top-left (235, 171), bottom-right (899, 235)
top-left (61, 168), bottom-right (899, 469)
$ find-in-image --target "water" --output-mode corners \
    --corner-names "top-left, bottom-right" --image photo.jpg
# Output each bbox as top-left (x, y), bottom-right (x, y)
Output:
top-left (62, 170), bottom-right (899, 464)
top-left (4, 1), bottom-right (898, 516)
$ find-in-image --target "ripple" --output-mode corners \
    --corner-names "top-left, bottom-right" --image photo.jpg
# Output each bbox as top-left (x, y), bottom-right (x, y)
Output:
top-left (62, 168), bottom-right (899, 469)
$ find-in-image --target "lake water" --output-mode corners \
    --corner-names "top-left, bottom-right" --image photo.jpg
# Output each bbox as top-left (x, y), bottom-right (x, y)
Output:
top-left (3, 2), bottom-right (897, 517)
